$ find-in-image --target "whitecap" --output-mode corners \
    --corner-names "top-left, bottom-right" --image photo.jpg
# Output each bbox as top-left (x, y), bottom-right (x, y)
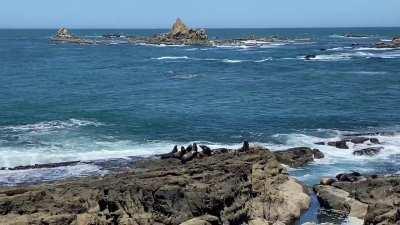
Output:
top-left (254, 58), bottom-right (273, 63)
top-left (152, 56), bottom-right (190, 60)
top-left (222, 59), bottom-right (243, 63)
top-left (0, 119), bottom-right (103, 133)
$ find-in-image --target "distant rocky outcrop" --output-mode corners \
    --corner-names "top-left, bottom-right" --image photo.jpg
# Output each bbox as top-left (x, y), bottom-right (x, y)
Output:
top-left (0, 146), bottom-right (311, 225)
top-left (52, 28), bottom-right (93, 44)
top-left (314, 173), bottom-right (400, 225)
top-left (376, 36), bottom-right (400, 48)
top-left (169, 18), bottom-right (208, 41)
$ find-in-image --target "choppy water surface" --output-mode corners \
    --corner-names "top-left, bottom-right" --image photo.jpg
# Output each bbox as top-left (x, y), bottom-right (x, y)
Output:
top-left (0, 28), bottom-right (400, 197)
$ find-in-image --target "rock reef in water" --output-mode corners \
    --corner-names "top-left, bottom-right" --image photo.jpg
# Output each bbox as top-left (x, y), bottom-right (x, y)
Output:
top-left (376, 36), bottom-right (400, 48)
top-left (52, 28), bottom-right (93, 44)
top-left (314, 173), bottom-right (400, 225)
top-left (0, 146), bottom-right (311, 225)
top-left (128, 18), bottom-right (209, 45)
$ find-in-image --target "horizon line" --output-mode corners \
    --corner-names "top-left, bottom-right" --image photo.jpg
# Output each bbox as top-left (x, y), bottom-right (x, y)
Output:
top-left (0, 25), bottom-right (399, 30)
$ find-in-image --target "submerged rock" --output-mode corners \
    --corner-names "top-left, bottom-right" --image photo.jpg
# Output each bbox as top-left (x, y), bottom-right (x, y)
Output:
top-left (0, 148), bottom-right (310, 225)
top-left (353, 147), bottom-right (383, 156)
top-left (314, 173), bottom-right (400, 225)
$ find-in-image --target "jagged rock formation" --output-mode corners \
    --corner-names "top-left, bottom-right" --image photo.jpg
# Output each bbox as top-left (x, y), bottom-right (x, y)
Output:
top-left (52, 28), bottom-right (93, 44)
top-left (0, 147), bottom-right (311, 225)
top-left (169, 18), bottom-right (208, 41)
top-left (55, 28), bottom-right (74, 39)
top-left (314, 173), bottom-right (400, 225)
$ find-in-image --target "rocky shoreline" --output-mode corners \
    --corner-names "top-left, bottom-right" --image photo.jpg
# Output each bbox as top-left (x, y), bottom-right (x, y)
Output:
top-left (0, 141), bottom-right (399, 225)
top-left (0, 144), bottom-right (314, 225)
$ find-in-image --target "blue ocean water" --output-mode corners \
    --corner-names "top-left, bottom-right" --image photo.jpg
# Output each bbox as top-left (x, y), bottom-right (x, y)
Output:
top-left (0, 28), bottom-right (400, 190)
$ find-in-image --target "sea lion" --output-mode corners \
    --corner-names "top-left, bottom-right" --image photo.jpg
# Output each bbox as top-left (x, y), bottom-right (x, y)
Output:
top-left (200, 145), bottom-right (212, 156)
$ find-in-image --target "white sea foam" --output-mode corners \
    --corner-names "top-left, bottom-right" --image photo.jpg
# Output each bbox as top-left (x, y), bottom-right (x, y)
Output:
top-left (222, 59), bottom-right (243, 63)
top-left (254, 58), bottom-right (273, 63)
top-left (0, 119), bottom-right (102, 133)
top-left (153, 56), bottom-right (190, 60)
top-left (171, 74), bottom-right (200, 80)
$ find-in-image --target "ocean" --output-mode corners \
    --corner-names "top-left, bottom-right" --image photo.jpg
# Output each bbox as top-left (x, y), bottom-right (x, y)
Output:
top-left (0, 28), bottom-right (400, 194)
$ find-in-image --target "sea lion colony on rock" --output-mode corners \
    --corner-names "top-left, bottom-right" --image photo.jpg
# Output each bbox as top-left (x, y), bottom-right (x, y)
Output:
top-left (158, 141), bottom-right (324, 166)
top-left (0, 145), bottom-right (312, 225)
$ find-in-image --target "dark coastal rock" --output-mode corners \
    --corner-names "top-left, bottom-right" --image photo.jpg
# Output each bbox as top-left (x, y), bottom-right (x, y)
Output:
top-left (0, 148), bottom-right (311, 225)
top-left (353, 147), bottom-right (383, 156)
top-left (6, 160), bottom-right (81, 170)
top-left (336, 171), bottom-right (362, 182)
top-left (314, 173), bottom-right (400, 224)
top-left (327, 140), bottom-right (349, 149)
top-left (304, 54), bottom-right (316, 60)
top-left (274, 147), bottom-right (324, 167)
top-left (313, 149), bottom-right (325, 159)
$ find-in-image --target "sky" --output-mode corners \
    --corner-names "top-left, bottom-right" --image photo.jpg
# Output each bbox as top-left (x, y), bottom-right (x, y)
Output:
top-left (1, 0), bottom-right (399, 29)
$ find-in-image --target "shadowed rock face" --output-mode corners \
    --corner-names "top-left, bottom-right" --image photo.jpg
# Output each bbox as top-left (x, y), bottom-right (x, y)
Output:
top-left (314, 174), bottom-right (400, 225)
top-left (0, 148), bottom-right (310, 225)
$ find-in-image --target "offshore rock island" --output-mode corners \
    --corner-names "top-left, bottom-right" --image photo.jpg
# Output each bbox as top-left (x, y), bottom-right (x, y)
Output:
top-left (51, 18), bottom-right (311, 47)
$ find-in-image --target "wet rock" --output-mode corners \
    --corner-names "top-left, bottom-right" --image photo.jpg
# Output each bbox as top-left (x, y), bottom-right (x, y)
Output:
top-left (348, 137), bottom-right (369, 144)
top-left (7, 161), bottom-right (81, 170)
top-left (0, 148), bottom-right (310, 225)
top-left (274, 147), bottom-right (324, 167)
top-left (304, 54), bottom-right (316, 60)
top-left (327, 140), bottom-right (349, 149)
top-left (353, 147), bottom-right (383, 156)
top-left (369, 137), bottom-right (380, 144)
top-left (55, 28), bottom-right (74, 39)
top-left (312, 149), bottom-right (325, 159)
top-left (314, 142), bottom-right (325, 145)
top-left (314, 174), bottom-right (400, 225)
top-left (320, 177), bottom-right (336, 186)
top-left (336, 171), bottom-right (362, 182)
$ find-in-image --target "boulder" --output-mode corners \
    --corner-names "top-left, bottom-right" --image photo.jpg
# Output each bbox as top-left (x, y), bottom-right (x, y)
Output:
top-left (336, 171), bottom-right (362, 182)
top-left (327, 140), bottom-right (349, 149)
top-left (274, 147), bottom-right (324, 167)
